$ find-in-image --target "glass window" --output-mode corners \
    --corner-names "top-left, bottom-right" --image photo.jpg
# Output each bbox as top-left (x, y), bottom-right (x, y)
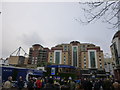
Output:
top-left (64, 46), bottom-right (67, 51)
top-left (55, 52), bottom-right (60, 64)
top-left (35, 61), bottom-right (37, 64)
top-left (32, 61), bottom-right (34, 64)
top-left (73, 47), bottom-right (77, 66)
top-left (64, 59), bottom-right (66, 64)
top-left (50, 59), bottom-right (52, 62)
top-left (90, 51), bottom-right (96, 68)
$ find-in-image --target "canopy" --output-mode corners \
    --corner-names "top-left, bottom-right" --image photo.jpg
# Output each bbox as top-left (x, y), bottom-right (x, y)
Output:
top-left (47, 65), bottom-right (75, 68)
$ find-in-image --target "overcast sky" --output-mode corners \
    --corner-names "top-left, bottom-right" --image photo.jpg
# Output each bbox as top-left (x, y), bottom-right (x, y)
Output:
top-left (1, 2), bottom-right (118, 58)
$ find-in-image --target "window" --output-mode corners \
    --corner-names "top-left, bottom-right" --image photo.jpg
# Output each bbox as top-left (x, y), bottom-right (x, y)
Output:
top-left (64, 46), bottom-right (67, 51)
top-left (73, 46), bottom-right (78, 67)
top-left (35, 60), bottom-right (37, 64)
top-left (84, 59), bottom-right (86, 63)
top-left (32, 61), bottom-right (34, 64)
top-left (64, 59), bottom-right (66, 64)
top-left (84, 63), bottom-right (86, 68)
top-left (55, 52), bottom-right (60, 64)
top-left (36, 57), bottom-right (37, 59)
top-left (32, 57), bottom-right (34, 60)
top-left (50, 59), bottom-right (52, 63)
top-left (100, 63), bottom-right (102, 68)
top-left (90, 51), bottom-right (96, 68)
top-left (64, 57), bottom-right (66, 64)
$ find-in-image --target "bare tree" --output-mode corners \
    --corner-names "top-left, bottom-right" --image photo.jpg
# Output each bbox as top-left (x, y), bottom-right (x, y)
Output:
top-left (78, 1), bottom-right (120, 29)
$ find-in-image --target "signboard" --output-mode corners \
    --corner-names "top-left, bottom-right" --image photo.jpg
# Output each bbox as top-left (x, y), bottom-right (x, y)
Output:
top-left (51, 68), bottom-right (55, 75)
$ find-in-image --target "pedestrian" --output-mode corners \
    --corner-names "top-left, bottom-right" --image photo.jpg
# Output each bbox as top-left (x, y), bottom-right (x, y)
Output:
top-left (82, 78), bottom-right (89, 90)
top-left (94, 80), bottom-right (101, 90)
top-left (43, 78), bottom-right (55, 90)
top-left (36, 77), bottom-right (42, 90)
top-left (87, 79), bottom-right (93, 90)
top-left (54, 80), bottom-right (60, 90)
top-left (113, 80), bottom-right (119, 90)
top-left (17, 76), bottom-right (24, 90)
top-left (33, 78), bottom-right (37, 90)
top-left (27, 78), bottom-right (34, 90)
top-left (70, 80), bottom-right (76, 90)
top-left (3, 76), bottom-right (13, 90)
top-left (102, 78), bottom-right (112, 90)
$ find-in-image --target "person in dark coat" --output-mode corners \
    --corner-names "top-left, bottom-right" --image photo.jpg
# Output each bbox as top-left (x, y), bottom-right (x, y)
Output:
top-left (27, 79), bottom-right (34, 90)
top-left (54, 80), bottom-right (60, 90)
top-left (17, 76), bottom-right (24, 90)
top-left (87, 80), bottom-right (93, 90)
top-left (42, 78), bottom-right (55, 90)
top-left (82, 78), bottom-right (93, 90)
top-left (102, 79), bottom-right (112, 90)
top-left (70, 80), bottom-right (76, 90)
top-left (82, 78), bottom-right (88, 90)
top-left (94, 80), bottom-right (101, 90)
top-left (61, 80), bottom-right (70, 90)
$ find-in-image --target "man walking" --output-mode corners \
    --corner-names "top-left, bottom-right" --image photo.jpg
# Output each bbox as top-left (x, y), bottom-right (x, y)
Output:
top-left (3, 76), bottom-right (13, 90)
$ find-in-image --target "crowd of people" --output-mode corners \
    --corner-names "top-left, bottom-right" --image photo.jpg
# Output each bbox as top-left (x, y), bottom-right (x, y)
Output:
top-left (2, 76), bottom-right (120, 90)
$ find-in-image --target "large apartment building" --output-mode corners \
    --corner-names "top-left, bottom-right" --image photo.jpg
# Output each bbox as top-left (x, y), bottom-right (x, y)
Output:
top-left (48, 41), bottom-right (104, 68)
top-left (28, 44), bottom-right (49, 66)
top-left (81, 44), bottom-right (104, 69)
top-left (48, 41), bottom-right (105, 78)
top-left (110, 30), bottom-right (120, 80)
top-left (48, 46), bottom-right (69, 65)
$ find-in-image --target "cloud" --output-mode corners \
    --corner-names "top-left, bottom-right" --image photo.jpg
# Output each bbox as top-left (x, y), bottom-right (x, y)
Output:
top-left (20, 32), bottom-right (45, 47)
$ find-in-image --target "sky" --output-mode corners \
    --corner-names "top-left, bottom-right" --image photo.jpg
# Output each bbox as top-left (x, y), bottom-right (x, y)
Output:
top-left (1, 2), bottom-right (118, 58)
